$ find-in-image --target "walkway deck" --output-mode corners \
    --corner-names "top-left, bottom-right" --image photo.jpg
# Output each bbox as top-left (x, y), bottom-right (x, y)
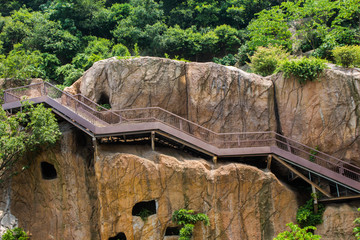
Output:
top-left (2, 81), bottom-right (360, 197)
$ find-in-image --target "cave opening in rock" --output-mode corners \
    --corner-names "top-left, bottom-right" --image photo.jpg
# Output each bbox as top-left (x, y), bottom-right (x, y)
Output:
top-left (98, 92), bottom-right (111, 109)
top-left (165, 226), bottom-right (181, 236)
top-left (40, 162), bottom-right (57, 180)
top-left (108, 232), bottom-right (126, 240)
top-left (131, 200), bottom-right (157, 219)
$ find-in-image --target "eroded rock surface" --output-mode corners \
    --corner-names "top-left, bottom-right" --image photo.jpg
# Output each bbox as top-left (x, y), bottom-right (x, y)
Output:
top-left (315, 203), bottom-right (360, 240)
top-left (273, 66), bottom-right (360, 164)
top-left (68, 57), bottom-right (360, 166)
top-left (95, 145), bottom-right (297, 240)
top-left (7, 123), bottom-right (298, 240)
top-left (67, 57), bottom-right (276, 133)
top-left (9, 123), bottom-right (99, 240)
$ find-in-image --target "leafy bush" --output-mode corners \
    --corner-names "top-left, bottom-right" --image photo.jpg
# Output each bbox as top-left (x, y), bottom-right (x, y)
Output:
top-left (55, 64), bottom-right (83, 86)
top-left (248, 45), bottom-right (289, 76)
top-left (172, 209), bottom-right (210, 240)
top-left (213, 54), bottom-right (237, 66)
top-left (296, 198), bottom-right (325, 228)
top-left (2, 227), bottom-right (29, 240)
top-left (332, 45), bottom-right (360, 68)
top-left (354, 208), bottom-right (360, 240)
top-left (111, 43), bottom-right (130, 57)
top-left (235, 44), bottom-right (253, 66)
top-left (279, 57), bottom-right (328, 84)
top-left (273, 222), bottom-right (321, 240)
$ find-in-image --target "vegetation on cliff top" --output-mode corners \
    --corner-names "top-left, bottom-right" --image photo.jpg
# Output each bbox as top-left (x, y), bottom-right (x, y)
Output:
top-left (0, 0), bottom-right (359, 85)
top-left (0, 102), bottom-right (60, 183)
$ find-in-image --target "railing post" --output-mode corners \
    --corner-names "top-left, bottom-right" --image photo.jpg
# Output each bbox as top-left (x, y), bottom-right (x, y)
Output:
top-left (179, 119), bottom-right (183, 130)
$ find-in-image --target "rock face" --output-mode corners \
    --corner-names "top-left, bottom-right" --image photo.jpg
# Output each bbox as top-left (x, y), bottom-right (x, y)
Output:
top-left (10, 123), bottom-right (99, 240)
top-left (315, 203), bottom-right (360, 239)
top-left (273, 66), bottom-right (360, 164)
top-left (68, 57), bottom-right (276, 133)
top-left (9, 123), bottom-right (298, 239)
top-left (96, 145), bottom-right (297, 240)
top-left (68, 57), bottom-right (360, 165)
top-left (3, 58), bottom-right (360, 239)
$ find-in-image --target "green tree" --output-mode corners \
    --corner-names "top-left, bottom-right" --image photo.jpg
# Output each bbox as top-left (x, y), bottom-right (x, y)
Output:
top-left (273, 222), bottom-right (321, 240)
top-left (0, 102), bottom-right (61, 182)
top-left (72, 37), bottom-right (111, 70)
top-left (0, 44), bottom-right (44, 80)
top-left (55, 64), bottom-right (83, 86)
top-left (247, 6), bottom-right (292, 51)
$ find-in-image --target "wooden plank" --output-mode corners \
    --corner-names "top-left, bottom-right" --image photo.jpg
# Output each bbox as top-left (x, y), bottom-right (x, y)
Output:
top-left (271, 155), bottom-right (332, 198)
top-left (319, 195), bottom-right (360, 203)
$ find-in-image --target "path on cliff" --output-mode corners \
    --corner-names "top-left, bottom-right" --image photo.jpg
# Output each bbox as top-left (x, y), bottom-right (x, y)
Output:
top-left (2, 81), bottom-right (360, 200)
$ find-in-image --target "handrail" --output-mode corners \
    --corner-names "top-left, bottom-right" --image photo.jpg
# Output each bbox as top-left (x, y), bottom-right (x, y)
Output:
top-left (3, 81), bottom-right (360, 184)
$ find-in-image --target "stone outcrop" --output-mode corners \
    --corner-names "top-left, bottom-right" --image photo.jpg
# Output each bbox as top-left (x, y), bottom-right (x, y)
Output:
top-left (95, 144), bottom-right (297, 240)
top-left (315, 203), bottom-right (360, 239)
top-left (10, 123), bottom-right (99, 240)
top-left (66, 57), bottom-right (276, 133)
top-left (67, 57), bottom-right (360, 166)
top-left (9, 123), bottom-right (298, 239)
top-left (273, 66), bottom-right (360, 164)
top-left (3, 57), bottom-right (360, 239)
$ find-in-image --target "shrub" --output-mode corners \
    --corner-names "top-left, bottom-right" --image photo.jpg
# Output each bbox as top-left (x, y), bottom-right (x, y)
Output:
top-left (354, 208), bottom-right (360, 240)
top-left (296, 198), bottom-right (325, 228)
top-left (111, 43), bottom-right (130, 57)
top-left (273, 222), bottom-right (321, 240)
top-left (172, 209), bottom-right (210, 240)
top-left (213, 54), bottom-right (237, 66)
top-left (55, 64), bottom-right (83, 86)
top-left (248, 45), bottom-right (289, 76)
top-left (235, 44), bottom-right (253, 66)
top-left (2, 227), bottom-right (29, 240)
top-left (279, 57), bottom-right (328, 84)
top-left (332, 45), bottom-right (360, 68)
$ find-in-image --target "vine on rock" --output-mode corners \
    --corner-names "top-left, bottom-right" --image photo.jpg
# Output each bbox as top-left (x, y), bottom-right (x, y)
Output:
top-left (172, 209), bottom-right (210, 240)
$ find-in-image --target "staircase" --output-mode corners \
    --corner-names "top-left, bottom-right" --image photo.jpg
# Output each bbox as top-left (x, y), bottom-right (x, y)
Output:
top-left (3, 81), bottom-right (360, 198)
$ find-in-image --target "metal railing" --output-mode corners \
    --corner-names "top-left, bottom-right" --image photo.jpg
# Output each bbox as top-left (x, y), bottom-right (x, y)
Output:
top-left (3, 81), bottom-right (360, 183)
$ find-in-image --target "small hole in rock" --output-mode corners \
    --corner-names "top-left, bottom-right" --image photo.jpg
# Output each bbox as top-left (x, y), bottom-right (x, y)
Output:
top-left (108, 232), bottom-right (126, 240)
top-left (41, 162), bottom-right (57, 180)
top-left (132, 200), bottom-right (157, 220)
top-left (165, 226), bottom-right (181, 236)
top-left (98, 93), bottom-right (111, 109)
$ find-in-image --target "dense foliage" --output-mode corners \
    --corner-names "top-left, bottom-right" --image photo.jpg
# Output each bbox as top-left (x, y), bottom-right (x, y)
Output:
top-left (2, 227), bottom-right (29, 240)
top-left (279, 57), bottom-right (328, 84)
top-left (0, 102), bottom-right (61, 182)
top-left (172, 209), bottom-right (209, 240)
top-left (0, 0), bottom-right (359, 85)
top-left (296, 198), bottom-right (325, 228)
top-left (273, 222), bottom-right (321, 240)
top-left (355, 208), bottom-right (360, 240)
top-left (248, 45), bottom-right (289, 76)
top-left (333, 45), bottom-right (360, 68)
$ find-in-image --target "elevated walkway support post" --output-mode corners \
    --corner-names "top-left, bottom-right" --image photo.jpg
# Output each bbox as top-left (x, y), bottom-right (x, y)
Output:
top-left (267, 155), bottom-right (272, 170)
top-left (213, 156), bottom-right (217, 164)
top-left (92, 137), bottom-right (98, 160)
top-left (151, 131), bottom-right (155, 151)
top-left (312, 185), bottom-right (318, 213)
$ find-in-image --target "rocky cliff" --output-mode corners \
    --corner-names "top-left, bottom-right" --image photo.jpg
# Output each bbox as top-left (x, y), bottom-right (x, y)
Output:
top-left (67, 57), bottom-right (360, 165)
top-left (9, 123), bottom-right (297, 240)
top-left (1, 57), bottom-right (360, 239)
